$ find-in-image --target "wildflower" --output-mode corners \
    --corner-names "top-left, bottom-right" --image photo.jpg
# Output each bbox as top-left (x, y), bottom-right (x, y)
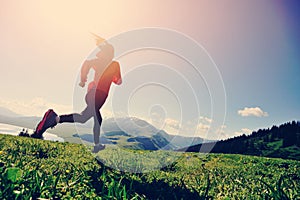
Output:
top-left (13, 190), bottom-right (21, 194)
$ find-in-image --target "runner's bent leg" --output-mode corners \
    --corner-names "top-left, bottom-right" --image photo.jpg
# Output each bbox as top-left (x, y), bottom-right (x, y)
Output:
top-left (59, 106), bottom-right (93, 123)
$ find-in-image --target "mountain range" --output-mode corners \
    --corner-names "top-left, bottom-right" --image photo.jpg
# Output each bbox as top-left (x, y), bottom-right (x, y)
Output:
top-left (71, 117), bottom-right (212, 150)
top-left (0, 107), bottom-right (210, 150)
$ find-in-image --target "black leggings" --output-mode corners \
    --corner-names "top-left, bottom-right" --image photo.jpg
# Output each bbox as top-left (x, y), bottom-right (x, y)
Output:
top-left (59, 89), bottom-right (108, 144)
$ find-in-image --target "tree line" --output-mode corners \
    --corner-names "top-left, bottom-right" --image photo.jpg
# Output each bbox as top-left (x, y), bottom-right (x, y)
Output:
top-left (183, 121), bottom-right (300, 160)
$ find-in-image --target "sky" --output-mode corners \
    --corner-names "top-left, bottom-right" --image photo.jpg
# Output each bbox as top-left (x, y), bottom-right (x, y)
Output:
top-left (0, 0), bottom-right (299, 140)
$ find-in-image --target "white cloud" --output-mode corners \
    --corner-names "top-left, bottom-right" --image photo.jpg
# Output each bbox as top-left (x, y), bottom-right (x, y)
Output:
top-left (238, 107), bottom-right (268, 117)
top-left (144, 115), bottom-right (228, 140)
top-left (193, 123), bottom-right (210, 138)
top-left (0, 97), bottom-right (72, 116)
top-left (162, 118), bottom-right (181, 135)
top-left (214, 125), bottom-right (227, 140)
top-left (241, 128), bottom-right (252, 134)
top-left (199, 116), bottom-right (213, 123)
top-left (164, 118), bottom-right (180, 129)
top-left (146, 115), bottom-right (214, 135)
top-left (234, 128), bottom-right (253, 136)
top-left (196, 123), bottom-right (210, 132)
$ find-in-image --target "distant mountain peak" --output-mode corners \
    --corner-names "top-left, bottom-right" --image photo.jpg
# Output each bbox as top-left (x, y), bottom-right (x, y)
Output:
top-left (102, 117), bottom-right (160, 137)
top-left (100, 116), bottom-right (208, 150)
top-left (0, 107), bottom-right (21, 117)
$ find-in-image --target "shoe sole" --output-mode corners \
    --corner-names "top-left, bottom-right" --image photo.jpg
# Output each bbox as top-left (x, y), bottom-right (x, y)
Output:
top-left (92, 145), bottom-right (106, 153)
top-left (31, 133), bottom-right (43, 139)
top-left (36, 110), bottom-right (52, 133)
top-left (36, 109), bottom-right (56, 134)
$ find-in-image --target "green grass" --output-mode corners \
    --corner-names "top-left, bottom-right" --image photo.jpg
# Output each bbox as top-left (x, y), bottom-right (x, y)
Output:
top-left (266, 140), bottom-right (283, 150)
top-left (0, 134), bottom-right (299, 199)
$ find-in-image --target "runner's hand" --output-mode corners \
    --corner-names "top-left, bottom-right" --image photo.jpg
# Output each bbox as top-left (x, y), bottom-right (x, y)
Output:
top-left (79, 82), bottom-right (85, 87)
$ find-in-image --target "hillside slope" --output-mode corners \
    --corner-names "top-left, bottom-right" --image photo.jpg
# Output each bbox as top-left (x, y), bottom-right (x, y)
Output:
top-left (181, 121), bottom-right (300, 160)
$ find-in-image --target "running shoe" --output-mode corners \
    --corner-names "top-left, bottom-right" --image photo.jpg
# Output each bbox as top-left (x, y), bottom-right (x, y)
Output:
top-left (32, 109), bottom-right (58, 138)
top-left (92, 144), bottom-right (106, 153)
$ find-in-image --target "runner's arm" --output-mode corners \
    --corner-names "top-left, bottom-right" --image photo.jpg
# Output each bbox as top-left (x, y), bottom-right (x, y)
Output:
top-left (112, 61), bottom-right (122, 85)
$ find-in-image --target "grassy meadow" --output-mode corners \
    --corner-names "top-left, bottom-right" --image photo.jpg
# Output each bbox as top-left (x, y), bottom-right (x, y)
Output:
top-left (0, 134), bottom-right (299, 199)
